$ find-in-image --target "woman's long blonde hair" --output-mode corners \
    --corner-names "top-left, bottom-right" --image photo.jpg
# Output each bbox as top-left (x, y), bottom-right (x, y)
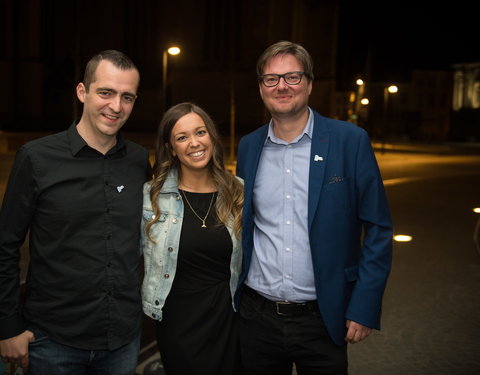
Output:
top-left (145, 102), bottom-right (243, 241)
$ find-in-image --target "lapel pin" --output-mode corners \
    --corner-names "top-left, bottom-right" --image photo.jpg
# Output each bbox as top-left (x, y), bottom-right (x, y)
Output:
top-left (314, 155), bottom-right (323, 162)
top-left (117, 185), bottom-right (125, 193)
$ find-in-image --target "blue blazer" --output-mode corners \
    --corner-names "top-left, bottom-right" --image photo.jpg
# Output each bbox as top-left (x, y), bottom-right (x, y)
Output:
top-left (235, 110), bottom-right (393, 346)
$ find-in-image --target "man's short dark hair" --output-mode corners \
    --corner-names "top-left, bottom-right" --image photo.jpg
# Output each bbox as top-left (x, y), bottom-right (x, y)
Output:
top-left (256, 41), bottom-right (314, 82)
top-left (83, 50), bottom-right (139, 92)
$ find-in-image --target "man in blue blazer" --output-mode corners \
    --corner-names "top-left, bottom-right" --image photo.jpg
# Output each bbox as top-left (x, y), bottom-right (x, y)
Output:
top-left (235, 41), bottom-right (392, 374)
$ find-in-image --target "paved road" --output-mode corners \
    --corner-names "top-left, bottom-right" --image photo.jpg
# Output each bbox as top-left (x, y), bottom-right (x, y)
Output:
top-left (136, 150), bottom-right (480, 374)
top-left (348, 151), bottom-right (480, 375)
top-left (2, 145), bottom-right (480, 374)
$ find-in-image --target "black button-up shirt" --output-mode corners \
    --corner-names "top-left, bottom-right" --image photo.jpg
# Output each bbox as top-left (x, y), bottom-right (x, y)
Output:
top-left (0, 124), bottom-right (151, 350)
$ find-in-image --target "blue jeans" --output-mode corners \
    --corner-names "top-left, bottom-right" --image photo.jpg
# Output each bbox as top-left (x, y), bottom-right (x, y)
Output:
top-left (27, 328), bottom-right (140, 375)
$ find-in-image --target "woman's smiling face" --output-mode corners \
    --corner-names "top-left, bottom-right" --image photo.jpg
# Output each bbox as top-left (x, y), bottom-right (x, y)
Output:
top-left (169, 112), bottom-right (213, 173)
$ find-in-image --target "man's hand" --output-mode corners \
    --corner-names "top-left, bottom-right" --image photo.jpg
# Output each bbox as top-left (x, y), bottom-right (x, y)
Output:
top-left (344, 320), bottom-right (372, 344)
top-left (0, 330), bottom-right (35, 371)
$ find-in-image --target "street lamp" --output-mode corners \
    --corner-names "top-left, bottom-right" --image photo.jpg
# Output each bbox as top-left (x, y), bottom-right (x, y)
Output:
top-left (353, 78), bottom-right (366, 124)
top-left (162, 46), bottom-right (181, 113)
top-left (382, 85), bottom-right (399, 151)
top-left (387, 85), bottom-right (398, 94)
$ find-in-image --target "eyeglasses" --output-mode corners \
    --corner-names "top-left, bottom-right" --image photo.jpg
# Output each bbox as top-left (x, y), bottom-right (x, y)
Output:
top-left (259, 71), bottom-right (307, 87)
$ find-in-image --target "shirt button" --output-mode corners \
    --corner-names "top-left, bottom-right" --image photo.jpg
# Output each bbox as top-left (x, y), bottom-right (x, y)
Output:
top-left (286, 169), bottom-right (291, 173)
top-left (155, 300), bottom-right (160, 305)
top-left (286, 194), bottom-right (291, 199)
top-left (286, 220), bottom-right (291, 225)
top-left (106, 208), bottom-right (110, 213)
top-left (164, 274), bottom-right (170, 279)
top-left (168, 247), bottom-right (173, 252)
top-left (105, 181), bottom-right (109, 186)
top-left (152, 214), bottom-right (156, 219)
top-left (172, 218), bottom-right (177, 224)
top-left (107, 234), bottom-right (112, 240)
top-left (286, 247), bottom-right (291, 252)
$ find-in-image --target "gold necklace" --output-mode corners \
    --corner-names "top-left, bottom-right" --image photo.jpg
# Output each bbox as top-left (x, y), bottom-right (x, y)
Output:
top-left (180, 190), bottom-right (216, 228)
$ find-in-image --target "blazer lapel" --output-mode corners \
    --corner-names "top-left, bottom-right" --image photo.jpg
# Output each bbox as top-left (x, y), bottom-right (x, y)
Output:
top-left (244, 125), bottom-right (269, 215)
top-left (308, 113), bottom-right (330, 230)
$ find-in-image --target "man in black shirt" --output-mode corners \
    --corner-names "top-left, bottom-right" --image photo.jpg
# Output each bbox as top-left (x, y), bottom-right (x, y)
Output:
top-left (0, 50), bottom-right (151, 374)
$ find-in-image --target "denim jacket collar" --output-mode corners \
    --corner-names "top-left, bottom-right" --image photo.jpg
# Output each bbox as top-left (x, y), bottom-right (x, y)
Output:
top-left (161, 168), bottom-right (180, 194)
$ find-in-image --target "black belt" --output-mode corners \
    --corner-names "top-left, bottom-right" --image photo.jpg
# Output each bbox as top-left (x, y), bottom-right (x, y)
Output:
top-left (243, 286), bottom-right (319, 316)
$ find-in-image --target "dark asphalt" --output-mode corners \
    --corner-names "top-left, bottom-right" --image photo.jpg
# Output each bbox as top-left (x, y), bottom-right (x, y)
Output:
top-left (348, 148), bottom-right (480, 375)
top-left (1, 141), bottom-right (480, 375)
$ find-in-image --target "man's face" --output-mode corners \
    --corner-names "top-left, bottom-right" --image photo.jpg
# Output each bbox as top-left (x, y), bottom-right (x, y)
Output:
top-left (259, 53), bottom-right (312, 119)
top-left (76, 60), bottom-right (139, 139)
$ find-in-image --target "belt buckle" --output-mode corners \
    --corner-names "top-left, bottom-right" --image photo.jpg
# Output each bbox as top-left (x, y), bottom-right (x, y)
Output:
top-left (275, 301), bottom-right (290, 315)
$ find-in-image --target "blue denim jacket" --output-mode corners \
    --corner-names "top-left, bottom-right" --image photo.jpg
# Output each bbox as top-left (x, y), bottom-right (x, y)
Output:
top-left (141, 169), bottom-right (242, 321)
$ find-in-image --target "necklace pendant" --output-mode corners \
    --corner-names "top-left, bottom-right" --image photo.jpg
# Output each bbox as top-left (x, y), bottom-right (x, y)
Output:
top-left (180, 190), bottom-right (215, 229)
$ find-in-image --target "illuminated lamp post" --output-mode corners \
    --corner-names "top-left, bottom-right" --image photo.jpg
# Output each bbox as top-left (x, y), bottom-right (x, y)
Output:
top-left (354, 78), bottom-right (365, 118)
top-left (162, 46), bottom-right (181, 113)
top-left (382, 85), bottom-right (399, 152)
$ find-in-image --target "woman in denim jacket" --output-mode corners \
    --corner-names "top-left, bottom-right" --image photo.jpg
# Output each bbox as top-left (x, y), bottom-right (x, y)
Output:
top-left (141, 102), bottom-right (243, 375)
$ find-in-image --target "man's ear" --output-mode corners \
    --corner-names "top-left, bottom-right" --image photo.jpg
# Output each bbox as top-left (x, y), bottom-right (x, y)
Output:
top-left (76, 83), bottom-right (87, 103)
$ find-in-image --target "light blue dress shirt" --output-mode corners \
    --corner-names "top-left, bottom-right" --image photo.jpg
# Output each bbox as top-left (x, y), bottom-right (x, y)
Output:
top-left (246, 108), bottom-right (317, 302)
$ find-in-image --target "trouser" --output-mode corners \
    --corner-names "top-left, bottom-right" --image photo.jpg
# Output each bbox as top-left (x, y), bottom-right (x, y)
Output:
top-left (27, 327), bottom-right (140, 375)
top-left (239, 286), bottom-right (348, 375)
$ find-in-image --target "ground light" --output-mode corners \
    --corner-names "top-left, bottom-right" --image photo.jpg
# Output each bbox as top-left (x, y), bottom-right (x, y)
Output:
top-left (393, 234), bottom-right (413, 242)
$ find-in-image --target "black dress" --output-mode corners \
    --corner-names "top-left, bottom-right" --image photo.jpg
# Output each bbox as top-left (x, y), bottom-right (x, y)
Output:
top-left (156, 190), bottom-right (243, 375)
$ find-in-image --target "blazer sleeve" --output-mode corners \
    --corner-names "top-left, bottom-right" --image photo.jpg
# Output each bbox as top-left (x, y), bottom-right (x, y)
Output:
top-left (345, 130), bottom-right (393, 329)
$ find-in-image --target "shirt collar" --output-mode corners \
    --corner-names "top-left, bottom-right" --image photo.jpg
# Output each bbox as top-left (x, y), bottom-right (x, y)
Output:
top-left (266, 107), bottom-right (314, 145)
top-left (67, 121), bottom-right (126, 156)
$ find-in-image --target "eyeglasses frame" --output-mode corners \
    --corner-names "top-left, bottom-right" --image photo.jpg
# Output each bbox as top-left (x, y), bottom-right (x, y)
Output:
top-left (258, 71), bottom-right (309, 87)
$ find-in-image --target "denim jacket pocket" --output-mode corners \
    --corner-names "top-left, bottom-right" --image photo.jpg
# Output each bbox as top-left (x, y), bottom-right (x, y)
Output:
top-left (143, 209), bottom-right (167, 223)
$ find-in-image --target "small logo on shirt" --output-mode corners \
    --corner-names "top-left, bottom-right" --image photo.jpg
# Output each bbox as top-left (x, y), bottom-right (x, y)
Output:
top-left (314, 155), bottom-right (323, 162)
top-left (117, 185), bottom-right (125, 193)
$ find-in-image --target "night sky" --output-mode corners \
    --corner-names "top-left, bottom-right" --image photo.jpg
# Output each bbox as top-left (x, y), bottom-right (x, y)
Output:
top-left (337, 2), bottom-right (479, 87)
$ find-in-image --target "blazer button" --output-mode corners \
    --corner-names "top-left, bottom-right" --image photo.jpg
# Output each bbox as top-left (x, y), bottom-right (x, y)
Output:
top-left (155, 300), bottom-right (160, 305)
top-left (164, 274), bottom-right (170, 279)
top-left (168, 247), bottom-right (173, 252)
